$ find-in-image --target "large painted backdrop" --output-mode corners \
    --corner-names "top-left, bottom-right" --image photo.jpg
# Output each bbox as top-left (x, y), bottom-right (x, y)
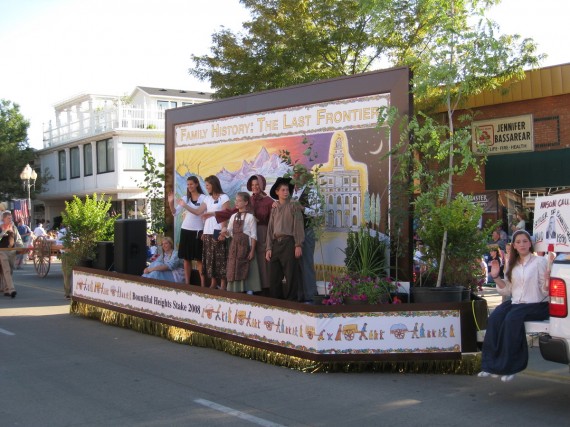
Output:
top-left (165, 69), bottom-right (412, 274)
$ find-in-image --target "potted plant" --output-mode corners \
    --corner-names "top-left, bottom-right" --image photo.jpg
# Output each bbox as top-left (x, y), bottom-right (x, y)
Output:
top-left (411, 194), bottom-right (493, 301)
top-left (322, 226), bottom-right (402, 305)
top-left (61, 194), bottom-right (116, 297)
top-left (344, 226), bottom-right (388, 278)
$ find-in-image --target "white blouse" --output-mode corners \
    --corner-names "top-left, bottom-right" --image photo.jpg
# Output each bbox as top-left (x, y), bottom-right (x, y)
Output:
top-left (203, 194), bottom-right (230, 235)
top-left (227, 212), bottom-right (257, 246)
top-left (497, 255), bottom-right (549, 304)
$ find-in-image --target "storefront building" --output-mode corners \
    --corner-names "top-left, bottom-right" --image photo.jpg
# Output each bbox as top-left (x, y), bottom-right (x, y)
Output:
top-left (450, 63), bottom-right (570, 233)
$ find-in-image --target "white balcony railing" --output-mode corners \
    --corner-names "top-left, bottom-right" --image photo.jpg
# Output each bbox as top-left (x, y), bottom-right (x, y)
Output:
top-left (43, 106), bottom-right (166, 148)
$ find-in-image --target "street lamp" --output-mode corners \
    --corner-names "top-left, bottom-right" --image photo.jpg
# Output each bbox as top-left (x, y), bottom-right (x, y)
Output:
top-left (20, 164), bottom-right (37, 226)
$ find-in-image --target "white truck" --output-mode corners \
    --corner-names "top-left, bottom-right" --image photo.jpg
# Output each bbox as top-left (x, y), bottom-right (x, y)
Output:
top-left (526, 253), bottom-right (570, 371)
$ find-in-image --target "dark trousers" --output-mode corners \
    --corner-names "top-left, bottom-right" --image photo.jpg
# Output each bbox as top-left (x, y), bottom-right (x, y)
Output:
top-left (269, 236), bottom-right (304, 301)
top-left (301, 227), bottom-right (316, 301)
top-left (482, 300), bottom-right (548, 375)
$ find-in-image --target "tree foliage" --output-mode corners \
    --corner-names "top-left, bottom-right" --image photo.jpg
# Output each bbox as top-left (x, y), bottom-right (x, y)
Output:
top-left (415, 194), bottom-right (493, 290)
top-left (136, 146), bottom-right (166, 234)
top-left (61, 193), bottom-right (117, 271)
top-left (0, 99), bottom-right (34, 201)
top-left (190, 0), bottom-right (385, 98)
top-left (375, 0), bottom-right (543, 286)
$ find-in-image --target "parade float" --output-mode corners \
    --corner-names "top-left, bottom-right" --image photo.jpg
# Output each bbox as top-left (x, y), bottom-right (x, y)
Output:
top-left (71, 68), bottom-right (484, 373)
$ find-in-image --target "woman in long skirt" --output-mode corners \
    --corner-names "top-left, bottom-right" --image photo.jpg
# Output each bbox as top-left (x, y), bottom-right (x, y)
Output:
top-left (247, 175), bottom-right (274, 292)
top-left (225, 192), bottom-right (259, 293)
top-left (201, 175), bottom-right (230, 289)
top-left (479, 230), bottom-right (550, 382)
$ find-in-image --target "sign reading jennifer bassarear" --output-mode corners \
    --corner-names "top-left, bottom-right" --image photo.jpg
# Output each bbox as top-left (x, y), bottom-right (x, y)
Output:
top-left (472, 114), bottom-right (534, 155)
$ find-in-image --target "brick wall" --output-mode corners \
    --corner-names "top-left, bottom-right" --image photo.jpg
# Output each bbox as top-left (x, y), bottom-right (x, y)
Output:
top-left (453, 93), bottom-right (570, 197)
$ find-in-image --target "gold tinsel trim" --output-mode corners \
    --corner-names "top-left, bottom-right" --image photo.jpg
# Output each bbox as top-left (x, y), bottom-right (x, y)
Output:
top-left (70, 301), bottom-right (480, 374)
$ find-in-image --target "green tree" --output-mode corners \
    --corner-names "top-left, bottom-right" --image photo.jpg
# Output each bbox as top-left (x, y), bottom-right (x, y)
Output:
top-left (0, 99), bottom-right (34, 201)
top-left (136, 146), bottom-right (165, 234)
top-left (375, 0), bottom-right (542, 286)
top-left (190, 0), bottom-right (385, 98)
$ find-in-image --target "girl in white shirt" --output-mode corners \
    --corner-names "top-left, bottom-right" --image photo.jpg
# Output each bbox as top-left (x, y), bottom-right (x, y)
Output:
top-left (168, 176), bottom-right (206, 286)
top-left (479, 230), bottom-right (550, 382)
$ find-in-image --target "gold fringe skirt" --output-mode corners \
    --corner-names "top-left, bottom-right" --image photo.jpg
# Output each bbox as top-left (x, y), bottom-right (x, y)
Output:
top-left (70, 301), bottom-right (481, 374)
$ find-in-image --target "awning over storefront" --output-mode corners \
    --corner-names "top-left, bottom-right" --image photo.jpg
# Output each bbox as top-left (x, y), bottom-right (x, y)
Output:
top-left (485, 149), bottom-right (570, 190)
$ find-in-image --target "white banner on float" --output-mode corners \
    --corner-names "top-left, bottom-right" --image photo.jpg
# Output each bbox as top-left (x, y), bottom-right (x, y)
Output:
top-left (533, 195), bottom-right (570, 253)
top-left (73, 271), bottom-right (461, 355)
top-left (175, 94), bottom-right (389, 147)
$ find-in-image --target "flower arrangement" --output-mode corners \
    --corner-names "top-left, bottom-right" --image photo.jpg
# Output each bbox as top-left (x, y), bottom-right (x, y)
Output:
top-left (323, 273), bottom-right (399, 305)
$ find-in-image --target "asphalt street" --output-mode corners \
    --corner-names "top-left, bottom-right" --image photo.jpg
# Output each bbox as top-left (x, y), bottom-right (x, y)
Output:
top-left (1, 261), bottom-right (569, 427)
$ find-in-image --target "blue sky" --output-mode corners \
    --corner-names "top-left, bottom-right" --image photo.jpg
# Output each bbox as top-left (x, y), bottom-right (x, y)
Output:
top-left (0, 0), bottom-right (568, 149)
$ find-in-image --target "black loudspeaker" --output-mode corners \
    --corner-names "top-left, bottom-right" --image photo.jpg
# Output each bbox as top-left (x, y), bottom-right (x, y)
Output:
top-left (114, 219), bottom-right (147, 275)
top-left (94, 241), bottom-right (114, 271)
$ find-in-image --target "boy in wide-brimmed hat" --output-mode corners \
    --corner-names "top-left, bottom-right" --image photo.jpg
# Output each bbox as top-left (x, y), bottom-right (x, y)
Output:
top-left (265, 177), bottom-right (304, 301)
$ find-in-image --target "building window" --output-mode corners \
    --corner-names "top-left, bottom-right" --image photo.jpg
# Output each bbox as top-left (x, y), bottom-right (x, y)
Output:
top-left (149, 143), bottom-right (165, 166)
top-left (123, 143), bottom-right (145, 170)
top-left (181, 102), bottom-right (194, 107)
top-left (70, 147), bottom-right (80, 178)
top-left (84, 143), bottom-right (93, 176)
top-left (97, 138), bottom-right (114, 173)
top-left (157, 100), bottom-right (177, 110)
top-left (58, 150), bottom-right (67, 180)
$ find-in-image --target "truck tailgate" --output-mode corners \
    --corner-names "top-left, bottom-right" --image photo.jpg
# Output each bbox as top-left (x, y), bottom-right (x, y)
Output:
top-left (525, 320), bottom-right (550, 334)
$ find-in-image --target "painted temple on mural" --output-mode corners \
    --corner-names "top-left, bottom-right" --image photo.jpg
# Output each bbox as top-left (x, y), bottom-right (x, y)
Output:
top-left (319, 131), bottom-right (365, 230)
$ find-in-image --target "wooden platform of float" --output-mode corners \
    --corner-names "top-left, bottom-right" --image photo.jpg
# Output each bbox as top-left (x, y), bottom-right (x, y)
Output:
top-left (70, 267), bottom-right (485, 373)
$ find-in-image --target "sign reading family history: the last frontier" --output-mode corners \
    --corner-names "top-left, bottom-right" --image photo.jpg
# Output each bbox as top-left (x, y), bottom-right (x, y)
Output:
top-left (472, 114), bottom-right (534, 155)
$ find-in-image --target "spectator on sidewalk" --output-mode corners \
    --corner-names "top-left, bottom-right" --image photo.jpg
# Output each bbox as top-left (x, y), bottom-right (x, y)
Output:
top-left (0, 211), bottom-right (23, 298)
top-left (34, 221), bottom-right (46, 238)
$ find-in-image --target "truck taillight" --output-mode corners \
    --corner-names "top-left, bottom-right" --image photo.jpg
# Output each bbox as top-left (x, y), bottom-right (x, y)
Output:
top-left (549, 278), bottom-right (568, 318)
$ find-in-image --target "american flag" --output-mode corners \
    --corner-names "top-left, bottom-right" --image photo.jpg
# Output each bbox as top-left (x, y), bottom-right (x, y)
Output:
top-left (13, 199), bottom-right (29, 224)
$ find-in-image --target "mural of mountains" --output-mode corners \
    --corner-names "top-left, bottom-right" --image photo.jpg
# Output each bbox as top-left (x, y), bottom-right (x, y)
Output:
top-left (217, 147), bottom-right (291, 197)
top-left (175, 147), bottom-right (291, 200)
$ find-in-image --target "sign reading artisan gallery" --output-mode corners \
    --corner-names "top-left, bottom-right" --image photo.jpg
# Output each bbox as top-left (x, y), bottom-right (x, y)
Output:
top-left (472, 114), bottom-right (534, 155)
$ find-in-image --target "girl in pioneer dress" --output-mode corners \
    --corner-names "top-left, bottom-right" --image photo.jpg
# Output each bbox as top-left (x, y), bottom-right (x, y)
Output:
top-left (224, 192), bottom-right (259, 293)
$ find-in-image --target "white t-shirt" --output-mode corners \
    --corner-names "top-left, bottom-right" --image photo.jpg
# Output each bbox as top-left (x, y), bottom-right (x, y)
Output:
top-left (203, 194), bottom-right (230, 235)
top-left (34, 225), bottom-right (46, 237)
top-left (174, 194), bottom-right (206, 231)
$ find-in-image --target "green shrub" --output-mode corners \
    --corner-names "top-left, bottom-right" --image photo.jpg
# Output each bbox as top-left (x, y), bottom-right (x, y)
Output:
top-left (344, 227), bottom-right (388, 278)
top-left (61, 193), bottom-right (117, 272)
